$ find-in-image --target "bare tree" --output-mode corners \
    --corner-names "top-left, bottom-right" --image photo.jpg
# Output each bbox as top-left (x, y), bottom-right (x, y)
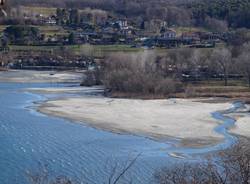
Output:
top-left (167, 48), bottom-right (194, 79)
top-left (107, 153), bottom-right (141, 184)
top-left (204, 16), bottom-right (228, 33)
top-left (237, 43), bottom-right (250, 87)
top-left (211, 48), bottom-right (232, 86)
top-left (27, 154), bottom-right (141, 184)
top-left (155, 140), bottom-right (250, 184)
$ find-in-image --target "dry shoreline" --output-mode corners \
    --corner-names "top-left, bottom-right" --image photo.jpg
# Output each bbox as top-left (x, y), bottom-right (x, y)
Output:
top-left (37, 94), bottom-right (244, 147)
top-left (1, 70), bottom-right (249, 148)
top-left (0, 70), bottom-right (84, 83)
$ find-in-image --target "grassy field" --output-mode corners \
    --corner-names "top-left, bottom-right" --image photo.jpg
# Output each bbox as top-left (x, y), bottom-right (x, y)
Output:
top-left (9, 44), bottom-right (143, 57)
top-left (10, 45), bottom-right (59, 51)
top-left (36, 26), bottom-right (69, 36)
top-left (72, 44), bottom-right (143, 56)
top-left (9, 44), bottom-right (217, 58)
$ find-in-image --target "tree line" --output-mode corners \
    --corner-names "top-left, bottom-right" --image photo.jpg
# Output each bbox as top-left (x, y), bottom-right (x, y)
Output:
top-left (81, 44), bottom-right (250, 98)
top-left (10, 0), bottom-right (250, 30)
top-left (188, 0), bottom-right (250, 28)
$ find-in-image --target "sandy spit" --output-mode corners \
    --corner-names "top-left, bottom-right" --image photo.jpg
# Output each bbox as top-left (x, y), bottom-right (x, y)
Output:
top-left (38, 96), bottom-right (238, 146)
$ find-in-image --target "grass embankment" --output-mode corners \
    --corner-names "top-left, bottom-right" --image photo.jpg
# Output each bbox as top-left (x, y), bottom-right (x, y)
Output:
top-left (72, 44), bottom-right (143, 57)
top-left (10, 45), bottom-right (59, 52)
top-left (9, 44), bottom-right (143, 57)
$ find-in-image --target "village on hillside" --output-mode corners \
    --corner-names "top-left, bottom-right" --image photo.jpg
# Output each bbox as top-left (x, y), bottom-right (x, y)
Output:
top-left (0, 5), bottom-right (237, 74)
top-left (0, 2), bottom-right (249, 86)
top-left (1, 1), bottom-right (250, 184)
top-left (0, 7), bottom-right (228, 49)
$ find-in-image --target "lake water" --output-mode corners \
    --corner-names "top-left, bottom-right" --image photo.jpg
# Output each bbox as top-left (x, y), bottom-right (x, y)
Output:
top-left (0, 82), bottom-right (241, 184)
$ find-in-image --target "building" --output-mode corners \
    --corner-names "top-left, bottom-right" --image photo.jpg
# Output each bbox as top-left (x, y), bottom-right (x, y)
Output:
top-left (181, 32), bottom-right (200, 45)
top-left (45, 16), bottom-right (57, 25)
top-left (155, 37), bottom-right (181, 48)
top-left (162, 29), bottom-right (177, 39)
top-left (116, 19), bottom-right (128, 29)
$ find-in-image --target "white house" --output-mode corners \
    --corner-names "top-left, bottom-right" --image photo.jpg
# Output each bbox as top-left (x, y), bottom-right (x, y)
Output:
top-left (162, 29), bottom-right (177, 39)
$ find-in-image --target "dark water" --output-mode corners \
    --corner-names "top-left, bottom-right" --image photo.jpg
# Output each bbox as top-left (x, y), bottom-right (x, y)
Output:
top-left (0, 82), bottom-right (243, 184)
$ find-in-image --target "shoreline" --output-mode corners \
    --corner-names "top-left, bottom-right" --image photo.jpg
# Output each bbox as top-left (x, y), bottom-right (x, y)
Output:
top-left (1, 70), bottom-right (249, 148)
top-left (0, 69), bottom-right (84, 83)
top-left (37, 99), bottom-right (223, 148)
top-left (37, 94), bottom-right (238, 148)
top-left (32, 83), bottom-right (250, 149)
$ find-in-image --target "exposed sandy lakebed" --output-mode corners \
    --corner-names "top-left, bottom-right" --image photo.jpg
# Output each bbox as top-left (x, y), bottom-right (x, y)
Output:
top-left (6, 70), bottom-right (250, 147)
top-left (0, 70), bottom-right (83, 83)
top-left (37, 91), bottom-right (250, 147)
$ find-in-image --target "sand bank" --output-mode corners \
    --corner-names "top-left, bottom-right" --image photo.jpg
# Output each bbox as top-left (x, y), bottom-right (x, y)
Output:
top-left (230, 116), bottom-right (250, 137)
top-left (28, 86), bottom-right (104, 95)
top-left (38, 95), bottom-right (243, 146)
top-left (0, 70), bottom-right (83, 83)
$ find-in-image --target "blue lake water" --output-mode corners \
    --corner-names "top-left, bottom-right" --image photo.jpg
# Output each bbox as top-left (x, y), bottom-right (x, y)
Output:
top-left (0, 82), bottom-right (242, 184)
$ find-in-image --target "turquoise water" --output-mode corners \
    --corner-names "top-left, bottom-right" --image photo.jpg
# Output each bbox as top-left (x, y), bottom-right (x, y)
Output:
top-left (0, 82), bottom-right (243, 184)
